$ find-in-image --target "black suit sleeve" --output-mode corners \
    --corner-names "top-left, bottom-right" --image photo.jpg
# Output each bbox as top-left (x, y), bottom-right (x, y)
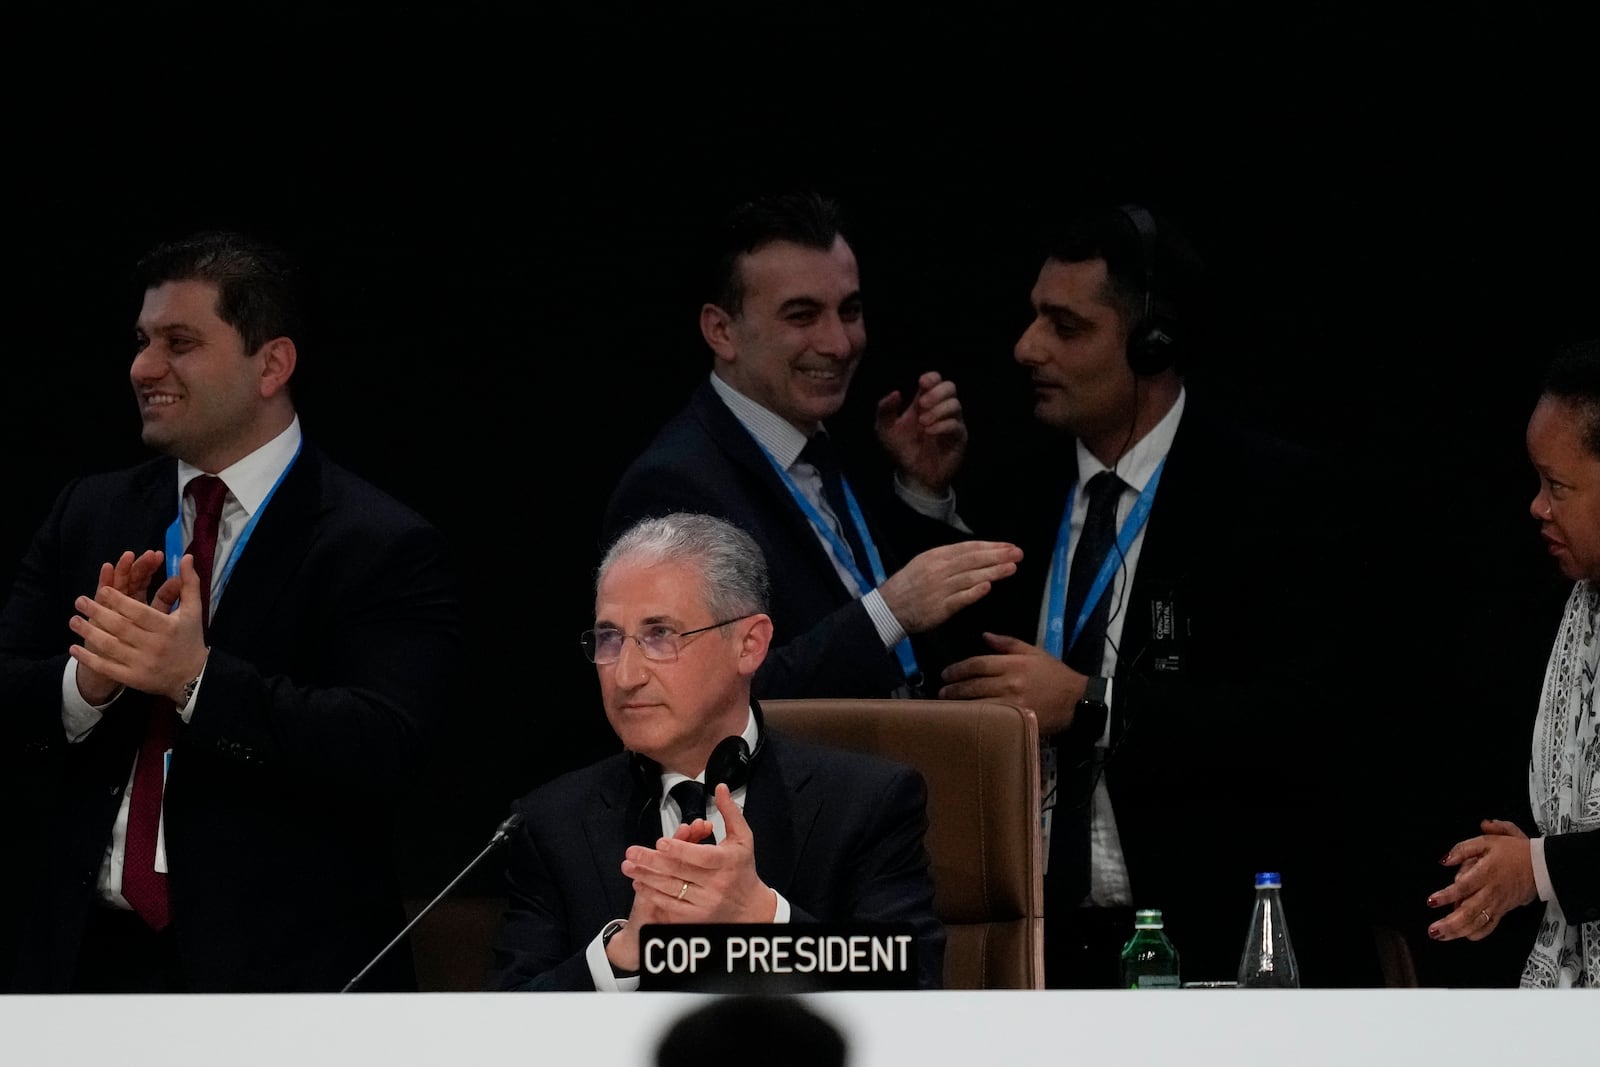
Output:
top-left (490, 796), bottom-right (606, 991)
top-left (0, 479), bottom-right (101, 750)
top-left (1545, 829), bottom-right (1600, 925)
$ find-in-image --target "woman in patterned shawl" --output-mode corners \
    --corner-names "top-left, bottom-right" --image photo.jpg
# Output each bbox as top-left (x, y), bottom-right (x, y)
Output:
top-left (1428, 340), bottom-right (1599, 987)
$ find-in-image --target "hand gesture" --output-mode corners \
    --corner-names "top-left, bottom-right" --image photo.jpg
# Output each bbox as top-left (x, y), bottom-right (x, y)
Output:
top-left (73, 550), bottom-right (172, 705)
top-left (68, 553), bottom-right (209, 705)
top-left (877, 541), bottom-right (1022, 633)
top-left (875, 371), bottom-right (967, 496)
top-left (605, 815), bottom-right (724, 973)
top-left (1426, 819), bottom-right (1537, 942)
top-left (621, 784), bottom-right (776, 925)
top-left (939, 631), bottom-right (1087, 736)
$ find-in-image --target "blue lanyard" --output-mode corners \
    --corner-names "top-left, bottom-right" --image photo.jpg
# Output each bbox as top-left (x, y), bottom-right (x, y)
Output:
top-left (756, 441), bottom-right (922, 685)
top-left (1043, 457), bottom-right (1165, 660)
top-left (164, 442), bottom-right (302, 615)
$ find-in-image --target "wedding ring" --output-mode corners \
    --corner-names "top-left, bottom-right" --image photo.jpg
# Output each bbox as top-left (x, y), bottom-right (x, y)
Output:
top-left (1478, 907), bottom-right (1492, 926)
top-left (678, 880), bottom-right (690, 901)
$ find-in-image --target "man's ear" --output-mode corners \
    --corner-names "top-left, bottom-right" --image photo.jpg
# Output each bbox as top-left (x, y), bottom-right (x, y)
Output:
top-left (700, 303), bottom-right (738, 365)
top-left (257, 337), bottom-right (297, 398)
top-left (736, 613), bottom-right (773, 677)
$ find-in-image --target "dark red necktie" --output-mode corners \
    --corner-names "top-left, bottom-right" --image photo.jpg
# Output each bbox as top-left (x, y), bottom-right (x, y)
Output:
top-left (123, 474), bottom-right (228, 930)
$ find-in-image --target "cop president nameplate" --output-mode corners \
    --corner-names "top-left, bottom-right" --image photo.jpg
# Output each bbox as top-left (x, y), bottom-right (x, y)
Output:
top-left (637, 922), bottom-right (919, 991)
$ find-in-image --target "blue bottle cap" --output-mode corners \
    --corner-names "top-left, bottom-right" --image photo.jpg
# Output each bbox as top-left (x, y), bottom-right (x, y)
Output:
top-left (1254, 871), bottom-right (1282, 887)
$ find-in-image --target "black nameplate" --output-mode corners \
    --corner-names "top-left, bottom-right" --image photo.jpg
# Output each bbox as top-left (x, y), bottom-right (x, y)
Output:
top-left (636, 922), bottom-right (919, 992)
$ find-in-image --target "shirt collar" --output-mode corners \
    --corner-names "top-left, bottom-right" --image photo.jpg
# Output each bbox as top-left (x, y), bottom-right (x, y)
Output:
top-left (177, 416), bottom-right (303, 515)
top-left (659, 707), bottom-right (761, 794)
top-left (1073, 387), bottom-right (1185, 491)
top-left (709, 373), bottom-right (813, 469)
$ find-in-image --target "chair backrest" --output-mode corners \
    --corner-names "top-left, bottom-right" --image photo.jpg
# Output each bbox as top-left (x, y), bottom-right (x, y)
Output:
top-left (405, 892), bottom-right (505, 992)
top-left (762, 698), bottom-right (1044, 990)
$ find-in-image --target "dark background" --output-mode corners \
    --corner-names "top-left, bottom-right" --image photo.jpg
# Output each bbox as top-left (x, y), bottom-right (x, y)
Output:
top-left (6, 1), bottom-right (1592, 985)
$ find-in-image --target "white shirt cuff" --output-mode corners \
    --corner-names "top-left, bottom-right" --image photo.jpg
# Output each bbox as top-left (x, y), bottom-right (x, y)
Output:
top-left (585, 923), bottom-right (640, 992)
top-left (62, 660), bottom-right (114, 742)
top-left (863, 590), bottom-right (909, 649)
top-left (1529, 836), bottom-right (1555, 904)
top-left (893, 472), bottom-right (970, 533)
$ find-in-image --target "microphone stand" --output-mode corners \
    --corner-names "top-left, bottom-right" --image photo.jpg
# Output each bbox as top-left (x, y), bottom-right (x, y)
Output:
top-left (340, 812), bottom-right (523, 993)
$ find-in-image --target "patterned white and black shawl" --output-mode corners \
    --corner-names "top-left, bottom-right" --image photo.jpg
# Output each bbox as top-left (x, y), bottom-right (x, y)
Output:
top-left (1522, 580), bottom-right (1600, 988)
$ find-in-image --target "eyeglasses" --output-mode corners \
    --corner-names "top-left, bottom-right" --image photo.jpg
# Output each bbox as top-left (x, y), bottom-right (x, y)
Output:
top-left (579, 615), bottom-right (755, 664)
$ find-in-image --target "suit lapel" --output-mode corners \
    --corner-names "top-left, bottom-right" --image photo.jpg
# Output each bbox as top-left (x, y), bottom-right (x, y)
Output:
top-left (584, 759), bottom-right (655, 917)
top-left (204, 445), bottom-right (320, 645)
top-left (132, 457), bottom-right (180, 547)
top-left (1124, 414), bottom-right (1202, 659)
top-left (691, 383), bottom-right (862, 587)
top-left (744, 735), bottom-right (821, 895)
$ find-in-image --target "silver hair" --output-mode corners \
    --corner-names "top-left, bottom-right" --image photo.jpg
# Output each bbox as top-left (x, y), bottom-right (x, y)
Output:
top-left (598, 512), bottom-right (771, 621)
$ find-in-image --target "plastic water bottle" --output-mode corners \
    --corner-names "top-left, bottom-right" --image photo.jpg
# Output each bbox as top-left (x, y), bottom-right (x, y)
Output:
top-left (1120, 908), bottom-right (1181, 989)
top-left (1236, 871), bottom-right (1299, 988)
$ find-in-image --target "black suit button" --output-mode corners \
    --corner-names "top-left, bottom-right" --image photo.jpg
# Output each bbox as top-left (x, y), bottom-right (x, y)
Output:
top-left (108, 784), bottom-right (121, 796)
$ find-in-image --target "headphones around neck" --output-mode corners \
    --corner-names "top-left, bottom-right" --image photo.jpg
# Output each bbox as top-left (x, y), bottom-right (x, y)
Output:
top-left (1117, 203), bottom-right (1180, 377)
top-left (627, 701), bottom-right (768, 801)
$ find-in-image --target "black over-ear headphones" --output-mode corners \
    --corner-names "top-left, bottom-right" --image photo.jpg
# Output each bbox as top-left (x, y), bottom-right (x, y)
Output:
top-left (1117, 203), bottom-right (1180, 377)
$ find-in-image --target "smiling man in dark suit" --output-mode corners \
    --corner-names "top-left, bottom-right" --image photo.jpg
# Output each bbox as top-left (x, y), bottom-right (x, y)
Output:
top-left (490, 511), bottom-right (943, 990)
top-left (0, 230), bottom-right (461, 992)
top-left (601, 191), bottom-right (1020, 701)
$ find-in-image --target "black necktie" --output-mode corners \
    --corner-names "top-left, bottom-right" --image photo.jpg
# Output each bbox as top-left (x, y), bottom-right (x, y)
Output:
top-left (1047, 470), bottom-right (1125, 913)
top-left (798, 432), bottom-right (872, 575)
top-left (668, 780), bottom-right (715, 843)
top-left (1061, 471), bottom-right (1126, 676)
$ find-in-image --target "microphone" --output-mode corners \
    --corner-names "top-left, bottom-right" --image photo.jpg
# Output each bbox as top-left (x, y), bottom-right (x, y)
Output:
top-left (340, 812), bottom-right (524, 993)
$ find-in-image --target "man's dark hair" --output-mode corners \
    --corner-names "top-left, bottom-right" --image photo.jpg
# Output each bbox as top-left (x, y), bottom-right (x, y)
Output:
top-left (1046, 203), bottom-right (1210, 367)
top-left (654, 994), bottom-right (847, 1067)
top-left (707, 191), bottom-right (848, 315)
top-left (1542, 338), bottom-right (1600, 457)
top-left (134, 230), bottom-right (303, 356)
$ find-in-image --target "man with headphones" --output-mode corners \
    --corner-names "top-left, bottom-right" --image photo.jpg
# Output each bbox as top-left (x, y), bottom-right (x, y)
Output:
top-left (940, 204), bottom-right (1361, 987)
top-left (489, 511), bottom-right (944, 990)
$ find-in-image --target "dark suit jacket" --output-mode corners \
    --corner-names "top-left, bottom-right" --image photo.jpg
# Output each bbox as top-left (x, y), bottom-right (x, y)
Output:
top-left (601, 379), bottom-right (974, 699)
top-left (977, 400), bottom-right (1364, 984)
top-left (489, 725), bottom-right (945, 990)
top-left (0, 440), bottom-right (461, 992)
top-left (1546, 830), bottom-right (1600, 925)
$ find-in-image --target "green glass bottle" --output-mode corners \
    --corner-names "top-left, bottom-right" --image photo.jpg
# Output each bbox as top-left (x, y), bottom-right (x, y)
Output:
top-left (1120, 908), bottom-right (1181, 989)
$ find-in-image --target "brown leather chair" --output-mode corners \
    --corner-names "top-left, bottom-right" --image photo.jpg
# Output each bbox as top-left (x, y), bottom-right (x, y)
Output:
top-left (762, 698), bottom-right (1045, 989)
top-left (405, 892), bottom-right (505, 992)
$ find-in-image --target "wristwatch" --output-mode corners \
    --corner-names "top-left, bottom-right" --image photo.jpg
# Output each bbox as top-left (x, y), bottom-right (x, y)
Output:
top-left (602, 918), bottom-right (637, 978)
top-left (179, 646), bottom-right (211, 709)
top-left (1075, 675), bottom-right (1109, 737)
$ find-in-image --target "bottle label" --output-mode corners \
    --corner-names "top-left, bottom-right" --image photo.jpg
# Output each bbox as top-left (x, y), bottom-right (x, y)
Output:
top-left (1134, 974), bottom-right (1181, 990)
